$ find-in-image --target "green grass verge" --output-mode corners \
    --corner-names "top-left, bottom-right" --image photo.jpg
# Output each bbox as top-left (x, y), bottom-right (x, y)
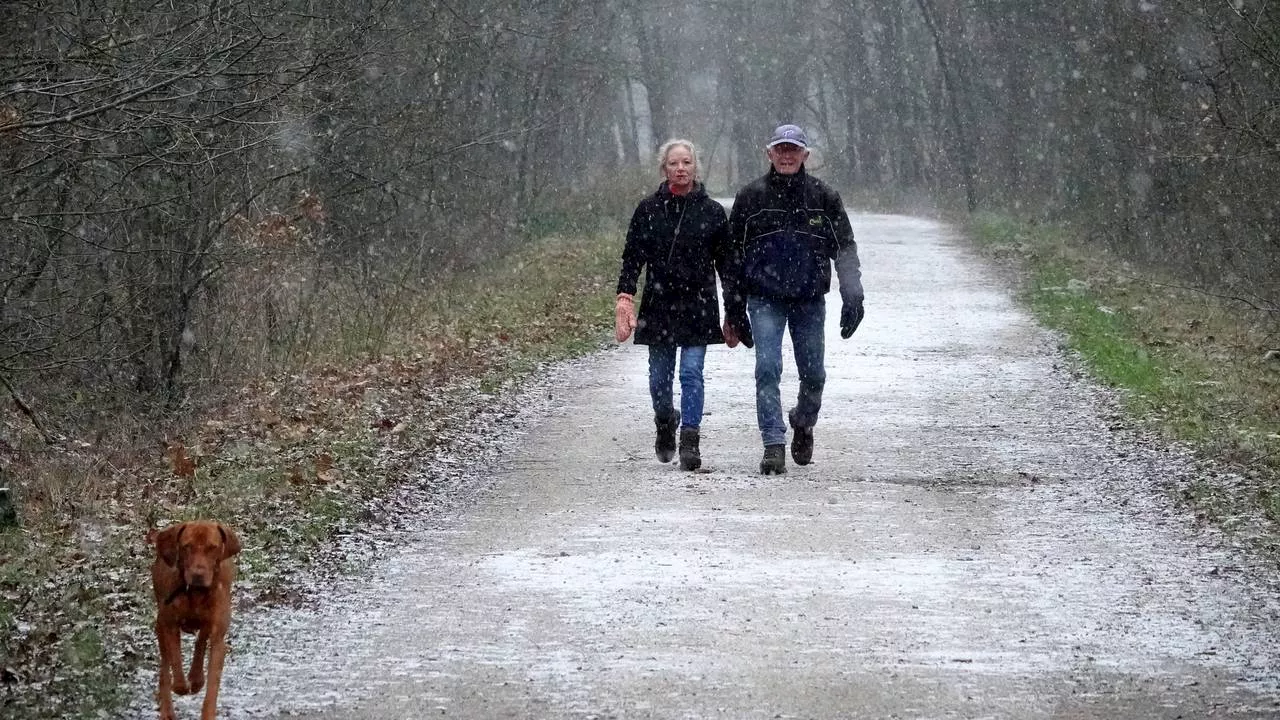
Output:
top-left (967, 212), bottom-right (1280, 529)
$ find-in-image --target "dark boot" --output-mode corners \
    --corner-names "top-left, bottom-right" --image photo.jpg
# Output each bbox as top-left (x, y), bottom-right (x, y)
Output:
top-left (760, 444), bottom-right (787, 475)
top-left (654, 411), bottom-right (679, 463)
top-left (788, 408), bottom-right (814, 466)
top-left (678, 427), bottom-right (701, 471)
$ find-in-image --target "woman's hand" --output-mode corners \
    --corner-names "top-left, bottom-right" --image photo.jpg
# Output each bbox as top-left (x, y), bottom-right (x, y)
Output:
top-left (615, 293), bottom-right (637, 342)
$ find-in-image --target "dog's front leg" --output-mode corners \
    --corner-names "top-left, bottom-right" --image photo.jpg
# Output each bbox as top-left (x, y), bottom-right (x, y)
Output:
top-left (155, 623), bottom-right (181, 719)
top-left (199, 633), bottom-right (228, 720)
top-left (188, 626), bottom-right (208, 694)
top-left (168, 633), bottom-right (192, 696)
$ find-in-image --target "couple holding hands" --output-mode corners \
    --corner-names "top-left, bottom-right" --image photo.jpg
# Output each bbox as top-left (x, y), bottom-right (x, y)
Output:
top-left (614, 124), bottom-right (865, 475)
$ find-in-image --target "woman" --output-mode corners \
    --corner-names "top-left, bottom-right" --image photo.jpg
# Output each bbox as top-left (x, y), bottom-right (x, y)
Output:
top-left (615, 139), bottom-right (730, 471)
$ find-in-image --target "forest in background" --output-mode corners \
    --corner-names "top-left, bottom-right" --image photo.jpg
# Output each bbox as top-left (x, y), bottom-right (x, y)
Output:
top-left (4, 2), bottom-right (1280, 714)
top-left (3, 0), bottom-right (1278, 458)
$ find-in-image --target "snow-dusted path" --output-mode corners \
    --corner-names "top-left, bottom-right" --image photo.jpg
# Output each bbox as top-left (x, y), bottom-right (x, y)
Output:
top-left (136, 214), bottom-right (1280, 719)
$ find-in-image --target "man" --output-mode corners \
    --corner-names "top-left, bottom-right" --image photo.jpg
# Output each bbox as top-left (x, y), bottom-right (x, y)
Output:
top-left (722, 123), bottom-right (864, 475)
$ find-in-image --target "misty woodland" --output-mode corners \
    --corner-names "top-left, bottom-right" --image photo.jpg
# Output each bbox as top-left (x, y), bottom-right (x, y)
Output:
top-left (3, 1), bottom-right (1277, 435)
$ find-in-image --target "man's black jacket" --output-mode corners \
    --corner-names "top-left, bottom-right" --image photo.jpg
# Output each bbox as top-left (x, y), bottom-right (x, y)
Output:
top-left (725, 167), bottom-right (862, 316)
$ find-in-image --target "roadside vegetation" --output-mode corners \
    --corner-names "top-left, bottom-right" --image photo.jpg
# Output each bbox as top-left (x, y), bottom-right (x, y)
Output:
top-left (966, 213), bottom-right (1280, 551)
top-left (0, 204), bottom-right (630, 719)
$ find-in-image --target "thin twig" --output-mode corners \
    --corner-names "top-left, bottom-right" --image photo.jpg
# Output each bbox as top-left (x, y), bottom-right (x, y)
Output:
top-left (0, 372), bottom-right (56, 445)
top-left (1113, 270), bottom-right (1276, 315)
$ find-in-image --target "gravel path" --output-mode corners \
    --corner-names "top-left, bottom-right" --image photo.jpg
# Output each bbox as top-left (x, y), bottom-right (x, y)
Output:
top-left (131, 213), bottom-right (1280, 720)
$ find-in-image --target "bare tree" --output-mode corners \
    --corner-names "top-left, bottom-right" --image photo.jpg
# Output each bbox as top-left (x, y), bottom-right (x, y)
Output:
top-left (0, 0), bottom-right (632, 441)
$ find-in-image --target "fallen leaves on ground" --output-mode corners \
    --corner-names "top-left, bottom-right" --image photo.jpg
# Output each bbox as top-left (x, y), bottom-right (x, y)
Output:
top-left (0, 321), bottom-right (605, 718)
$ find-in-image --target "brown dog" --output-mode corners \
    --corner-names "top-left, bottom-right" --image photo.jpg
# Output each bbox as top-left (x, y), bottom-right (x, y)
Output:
top-left (148, 521), bottom-right (241, 720)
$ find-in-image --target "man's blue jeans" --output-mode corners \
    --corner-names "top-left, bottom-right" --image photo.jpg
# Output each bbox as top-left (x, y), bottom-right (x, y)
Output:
top-left (648, 344), bottom-right (707, 428)
top-left (748, 296), bottom-right (826, 446)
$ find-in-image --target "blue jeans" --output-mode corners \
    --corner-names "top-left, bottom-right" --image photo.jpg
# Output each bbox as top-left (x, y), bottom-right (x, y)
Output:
top-left (748, 296), bottom-right (826, 446)
top-left (648, 345), bottom-right (707, 429)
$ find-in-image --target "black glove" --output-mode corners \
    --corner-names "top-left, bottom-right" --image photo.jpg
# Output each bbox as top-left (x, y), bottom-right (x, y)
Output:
top-left (840, 300), bottom-right (864, 339)
top-left (728, 311), bottom-right (754, 349)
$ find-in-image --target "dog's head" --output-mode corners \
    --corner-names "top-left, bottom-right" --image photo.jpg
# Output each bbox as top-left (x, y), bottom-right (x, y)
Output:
top-left (150, 521), bottom-right (241, 589)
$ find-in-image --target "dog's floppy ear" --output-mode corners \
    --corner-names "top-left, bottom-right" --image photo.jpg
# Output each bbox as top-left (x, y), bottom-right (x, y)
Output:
top-left (153, 523), bottom-right (185, 567)
top-left (218, 524), bottom-right (242, 560)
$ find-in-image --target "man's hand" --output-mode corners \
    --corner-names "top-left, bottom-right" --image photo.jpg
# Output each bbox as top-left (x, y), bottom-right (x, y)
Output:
top-left (725, 311), bottom-right (753, 349)
top-left (840, 300), bottom-right (864, 339)
top-left (615, 293), bottom-right (637, 342)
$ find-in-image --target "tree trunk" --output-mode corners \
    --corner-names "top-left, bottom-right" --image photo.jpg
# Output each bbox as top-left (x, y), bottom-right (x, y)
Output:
top-left (915, 0), bottom-right (978, 212)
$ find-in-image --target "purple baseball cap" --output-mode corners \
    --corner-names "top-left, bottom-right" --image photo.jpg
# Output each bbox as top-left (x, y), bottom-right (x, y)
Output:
top-left (767, 123), bottom-right (809, 148)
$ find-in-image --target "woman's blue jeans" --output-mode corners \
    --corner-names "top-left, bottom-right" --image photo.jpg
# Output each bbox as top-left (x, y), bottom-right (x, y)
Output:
top-left (648, 344), bottom-right (707, 429)
top-left (748, 296), bottom-right (826, 446)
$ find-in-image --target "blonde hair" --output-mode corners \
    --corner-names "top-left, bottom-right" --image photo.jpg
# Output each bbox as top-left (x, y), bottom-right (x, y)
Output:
top-left (656, 138), bottom-right (700, 180)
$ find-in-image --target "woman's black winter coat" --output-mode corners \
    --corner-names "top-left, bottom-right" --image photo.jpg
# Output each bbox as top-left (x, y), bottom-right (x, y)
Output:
top-left (616, 181), bottom-right (729, 346)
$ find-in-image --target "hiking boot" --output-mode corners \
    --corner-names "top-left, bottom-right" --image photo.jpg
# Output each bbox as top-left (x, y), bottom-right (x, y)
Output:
top-left (760, 444), bottom-right (787, 475)
top-left (788, 409), bottom-right (814, 466)
top-left (654, 411), bottom-right (679, 463)
top-left (678, 427), bottom-right (701, 471)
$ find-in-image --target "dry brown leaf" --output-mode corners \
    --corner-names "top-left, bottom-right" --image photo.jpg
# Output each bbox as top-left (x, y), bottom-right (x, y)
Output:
top-left (0, 104), bottom-right (20, 131)
top-left (298, 190), bottom-right (327, 222)
top-left (165, 442), bottom-right (196, 478)
top-left (314, 453), bottom-right (334, 474)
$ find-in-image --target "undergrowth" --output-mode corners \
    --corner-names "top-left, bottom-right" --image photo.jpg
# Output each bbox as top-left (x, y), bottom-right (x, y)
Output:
top-left (0, 216), bottom-right (626, 718)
